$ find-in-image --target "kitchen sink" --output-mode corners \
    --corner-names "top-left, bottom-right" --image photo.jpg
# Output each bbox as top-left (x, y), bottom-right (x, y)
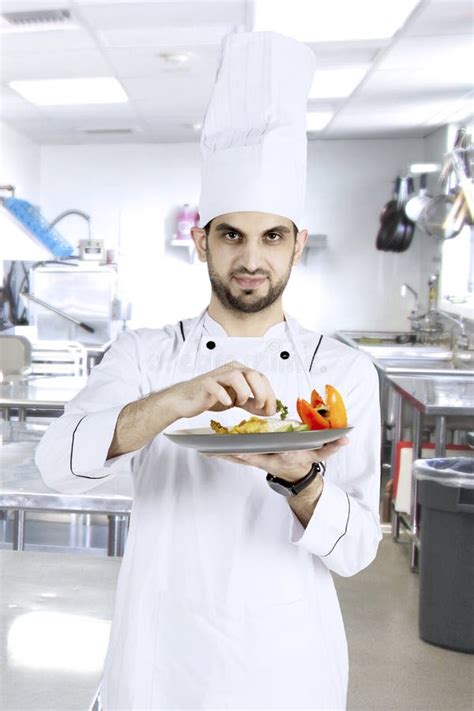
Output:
top-left (374, 357), bottom-right (474, 375)
top-left (336, 331), bottom-right (474, 376)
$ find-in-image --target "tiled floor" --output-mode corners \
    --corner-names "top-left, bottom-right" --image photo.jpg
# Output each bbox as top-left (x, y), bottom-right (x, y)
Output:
top-left (335, 535), bottom-right (473, 711)
top-left (1, 535), bottom-right (472, 711)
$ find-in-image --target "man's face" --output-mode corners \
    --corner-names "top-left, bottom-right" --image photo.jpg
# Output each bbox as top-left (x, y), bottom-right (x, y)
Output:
top-left (192, 211), bottom-right (307, 314)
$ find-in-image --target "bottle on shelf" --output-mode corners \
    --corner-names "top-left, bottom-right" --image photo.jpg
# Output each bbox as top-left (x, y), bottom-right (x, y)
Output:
top-left (176, 204), bottom-right (199, 240)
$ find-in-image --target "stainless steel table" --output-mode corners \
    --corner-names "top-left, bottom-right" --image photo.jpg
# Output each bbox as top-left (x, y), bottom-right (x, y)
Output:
top-left (1, 548), bottom-right (120, 711)
top-left (0, 375), bottom-right (86, 420)
top-left (0, 422), bottom-right (132, 556)
top-left (387, 375), bottom-right (474, 570)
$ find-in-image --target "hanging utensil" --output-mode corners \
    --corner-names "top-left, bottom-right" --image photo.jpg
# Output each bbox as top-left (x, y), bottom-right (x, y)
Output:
top-left (418, 151), bottom-right (462, 240)
top-left (451, 150), bottom-right (474, 221)
top-left (376, 178), bottom-right (415, 252)
top-left (420, 190), bottom-right (463, 240)
top-left (376, 177), bottom-right (401, 250)
top-left (405, 173), bottom-right (431, 223)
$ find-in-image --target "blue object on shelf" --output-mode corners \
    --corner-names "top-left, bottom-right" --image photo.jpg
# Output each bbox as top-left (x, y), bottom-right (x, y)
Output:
top-left (3, 197), bottom-right (74, 258)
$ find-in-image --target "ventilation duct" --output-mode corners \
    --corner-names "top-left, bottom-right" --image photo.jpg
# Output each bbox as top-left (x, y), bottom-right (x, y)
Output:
top-left (0, 8), bottom-right (77, 32)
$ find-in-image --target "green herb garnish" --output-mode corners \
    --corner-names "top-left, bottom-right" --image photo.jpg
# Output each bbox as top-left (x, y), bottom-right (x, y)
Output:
top-left (276, 399), bottom-right (288, 420)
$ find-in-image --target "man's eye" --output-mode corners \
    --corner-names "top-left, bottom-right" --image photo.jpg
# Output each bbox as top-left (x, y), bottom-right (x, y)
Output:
top-left (224, 232), bottom-right (241, 241)
top-left (265, 233), bottom-right (282, 242)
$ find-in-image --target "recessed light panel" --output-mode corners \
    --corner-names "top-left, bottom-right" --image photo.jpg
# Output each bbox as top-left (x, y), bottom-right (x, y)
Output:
top-left (309, 65), bottom-right (370, 99)
top-left (254, 0), bottom-right (420, 42)
top-left (9, 78), bottom-right (128, 106)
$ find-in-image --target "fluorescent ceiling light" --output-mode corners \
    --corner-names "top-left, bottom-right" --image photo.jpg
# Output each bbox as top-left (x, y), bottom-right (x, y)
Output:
top-left (306, 111), bottom-right (334, 132)
top-left (157, 52), bottom-right (193, 65)
top-left (309, 65), bottom-right (370, 99)
top-left (254, 0), bottom-right (420, 42)
top-left (409, 163), bottom-right (440, 174)
top-left (9, 77), bottom-right (128, 106)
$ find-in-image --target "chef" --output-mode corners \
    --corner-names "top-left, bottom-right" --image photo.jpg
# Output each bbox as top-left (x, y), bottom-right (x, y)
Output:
top-left (36, 32), bottom-right (382, 711)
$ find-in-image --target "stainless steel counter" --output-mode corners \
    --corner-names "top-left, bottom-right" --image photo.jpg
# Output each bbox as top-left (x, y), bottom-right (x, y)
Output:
top-left (388, 375), bottom-right (474, 416)
top-left (0, 375), bottom-right (86, 420)
top-left (385, 374), bottom-right (474, 571)
top-left (1, 548), bottom-right (120, 711)
top-left (0, 422), bottom-right (132, 555)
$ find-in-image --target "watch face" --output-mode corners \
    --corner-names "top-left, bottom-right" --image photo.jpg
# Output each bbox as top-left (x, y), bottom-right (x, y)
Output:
top-left (267, 480), bottom-right (293, 498)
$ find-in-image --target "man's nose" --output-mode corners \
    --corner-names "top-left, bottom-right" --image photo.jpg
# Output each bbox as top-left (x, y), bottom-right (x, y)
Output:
top-left (237, 239), bottom-right (265, 273)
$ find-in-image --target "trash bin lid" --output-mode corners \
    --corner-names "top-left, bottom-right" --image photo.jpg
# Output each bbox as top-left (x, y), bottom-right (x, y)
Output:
top-left (414, 457), bottom-right (474, 487)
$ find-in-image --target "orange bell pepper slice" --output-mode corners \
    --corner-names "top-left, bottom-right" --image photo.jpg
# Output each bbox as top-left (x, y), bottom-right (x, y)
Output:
top-left (310, 388), bottom-right (325, 408)
top-left (297, 398), bottom-right (331, 430)
top-left (326, 385), bottom-right (348, 428)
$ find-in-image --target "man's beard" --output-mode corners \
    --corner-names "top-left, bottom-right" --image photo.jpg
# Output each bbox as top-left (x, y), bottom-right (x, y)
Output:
top-left (207, 252), bottom-right (293, 315)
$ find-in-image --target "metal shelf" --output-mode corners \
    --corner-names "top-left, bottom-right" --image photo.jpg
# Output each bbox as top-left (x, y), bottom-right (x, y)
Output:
top-left (169, 238), bottom-right (195, 262)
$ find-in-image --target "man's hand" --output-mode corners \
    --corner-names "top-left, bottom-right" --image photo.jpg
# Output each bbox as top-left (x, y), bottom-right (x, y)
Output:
top-left (168, 361), bottom-right (277, 420)
top-left (208, 436), bottom-right (349, 528)
top-left (207, 436), bottom-right (349, 481)
top-left (107, 361), bottom-right (276, 460)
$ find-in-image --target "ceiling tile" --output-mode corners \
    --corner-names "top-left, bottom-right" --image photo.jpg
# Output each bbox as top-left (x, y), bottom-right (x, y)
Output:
top-left (307, 39), bottom-right (387, 66)
top-left (404, 0), bottom-right (474, 37)
top-left (341, 95), bottom-right (460, 122)
top-left (379, 33), bottom-right (474, 71)
top-left (0, 28), bottom-right (96, 53)
top-left (121, 75), bottom-right (213, 112)
top-left (75, 1), bottom-right (248, 31)
top-left (98, 24), bottom-right (234, 48)
top-left (0, 49), bottom-right (110, 82)
top-left (0, 90), bottom-right (43, 119)
top-left (104, 45), bottom-right (220, 79)
top-left (35, 101), bottom-right (138, 122)
top-left (359, 68), bottom-right (473, 98)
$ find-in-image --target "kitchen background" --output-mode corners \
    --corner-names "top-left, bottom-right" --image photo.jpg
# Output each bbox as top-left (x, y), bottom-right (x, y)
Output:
top-left (1, 4), bottom-right (474, 711)
top-left (1, 0), bottom-right (472, 335)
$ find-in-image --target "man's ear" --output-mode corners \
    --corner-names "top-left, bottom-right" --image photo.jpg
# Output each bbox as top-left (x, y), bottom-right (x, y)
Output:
top-left (191, 227), bottom-right (208, 262)
top-left (292, 229), bottom-right (308, 265)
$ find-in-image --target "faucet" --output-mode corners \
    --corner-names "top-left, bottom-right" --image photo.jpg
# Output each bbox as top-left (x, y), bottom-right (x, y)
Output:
top-left (400, 283), bottom-right (420, 330)
top-left (49, 209), bottom-right (92, 241)
top-left (426, 308), bottom-right (468, 350)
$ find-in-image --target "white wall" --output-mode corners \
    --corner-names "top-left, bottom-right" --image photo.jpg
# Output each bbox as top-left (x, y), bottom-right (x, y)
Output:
top-left (0, 121), bottom-right (40, 203)
top-left (40, 136), bottom-right (430, 335)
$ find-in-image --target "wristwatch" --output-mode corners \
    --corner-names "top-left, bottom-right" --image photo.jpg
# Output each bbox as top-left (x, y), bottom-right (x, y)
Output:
top-left (266, 461), bottom-right (323, 498)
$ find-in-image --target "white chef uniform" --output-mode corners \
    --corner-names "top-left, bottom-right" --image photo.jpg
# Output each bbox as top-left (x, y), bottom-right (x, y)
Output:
top-left (36, 30), bottom-right (382, 711)
top-left (36, 312), bottom-right (381, 710)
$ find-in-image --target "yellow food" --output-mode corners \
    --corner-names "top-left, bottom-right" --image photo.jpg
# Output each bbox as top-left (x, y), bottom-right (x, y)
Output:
top-left (210, 417), bottom-right (268, 435)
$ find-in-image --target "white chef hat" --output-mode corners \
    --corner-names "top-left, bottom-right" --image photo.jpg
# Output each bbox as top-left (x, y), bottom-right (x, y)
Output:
top-left (198, 31), bottom-right (316, 229)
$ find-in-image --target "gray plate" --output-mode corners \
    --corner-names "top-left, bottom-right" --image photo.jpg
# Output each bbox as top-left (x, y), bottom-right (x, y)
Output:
top-left (164, 426), bottom-right (353, 454)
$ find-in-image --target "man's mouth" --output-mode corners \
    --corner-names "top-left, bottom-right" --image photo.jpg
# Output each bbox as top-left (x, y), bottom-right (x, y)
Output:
top-left (232, 275), bottom-right (268, 290)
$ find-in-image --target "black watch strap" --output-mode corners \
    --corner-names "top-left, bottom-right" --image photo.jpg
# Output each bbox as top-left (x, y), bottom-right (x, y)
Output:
top-left (266, 461), bottom-right (324, 498)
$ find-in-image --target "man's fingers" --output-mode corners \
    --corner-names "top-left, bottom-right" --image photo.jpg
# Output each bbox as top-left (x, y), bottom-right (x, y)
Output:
top-left (244, 370), bottom-right (276, 414)
top-left (204, 379), bottom-right (234, 408)
top-left (219, 371), bottom-right (254, 406)
top-left (214, 361), bottom-right (246, 375)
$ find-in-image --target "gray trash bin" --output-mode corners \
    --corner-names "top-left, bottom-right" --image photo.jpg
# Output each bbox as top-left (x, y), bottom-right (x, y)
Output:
top-left (414, 457), bottom-right (474, 653)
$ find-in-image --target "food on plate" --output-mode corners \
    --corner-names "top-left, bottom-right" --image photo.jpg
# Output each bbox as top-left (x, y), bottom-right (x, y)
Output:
top-left (210, 417), bottom-right (308, 435)
top-left (297, 386), bottom-right (348, 430)
top-left (210, 386), bottom-right (347, 434)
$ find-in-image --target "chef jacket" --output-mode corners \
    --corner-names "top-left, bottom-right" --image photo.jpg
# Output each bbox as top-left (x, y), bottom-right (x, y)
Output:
top-left (36, 312), bottom-right (382, 711)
